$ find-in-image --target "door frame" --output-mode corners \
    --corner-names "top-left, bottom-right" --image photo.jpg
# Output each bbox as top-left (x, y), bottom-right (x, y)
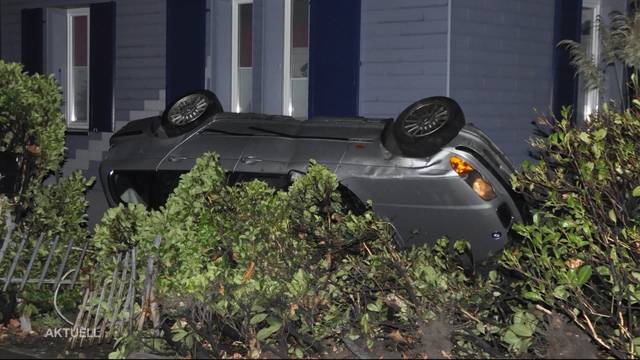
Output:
top-left (283, 0), bottom-right (310, 118)
top-left (231, 0), bottom-right (253, 113)
top-left (581, 0), bottom-right (601, 120)
top-left (283, 0), bottom-right (292, 116)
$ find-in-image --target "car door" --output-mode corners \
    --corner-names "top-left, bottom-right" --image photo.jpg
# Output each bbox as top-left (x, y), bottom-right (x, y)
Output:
top-left (233, 135), bottom-right (349, 180)
top-left (156, 130), bottom-right (251, 173)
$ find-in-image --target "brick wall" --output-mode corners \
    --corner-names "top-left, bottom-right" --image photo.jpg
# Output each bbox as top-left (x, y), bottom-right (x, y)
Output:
top-left (449, 0), bottom-right (556, 164)
top-left (359, 0), bottom-right (450, 119)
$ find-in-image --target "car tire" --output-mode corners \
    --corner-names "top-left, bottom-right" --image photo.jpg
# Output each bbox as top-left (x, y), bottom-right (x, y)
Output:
top-left (392, 97), bottom-right (465, 157)
top-left (162, 90), bottom-right (223, 137)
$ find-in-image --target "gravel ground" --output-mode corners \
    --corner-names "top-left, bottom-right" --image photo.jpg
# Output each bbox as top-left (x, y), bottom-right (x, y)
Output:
top-left (0, 347), bottom-right (36, 359)
top-left (0, 332), bottom-right (112, 359)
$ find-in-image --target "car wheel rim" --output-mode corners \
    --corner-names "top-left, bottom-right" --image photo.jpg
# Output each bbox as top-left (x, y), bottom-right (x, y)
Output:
top-left (402, 103), bottom-right (449, 138)
top-left (167, 94), bottom-right (211, 126)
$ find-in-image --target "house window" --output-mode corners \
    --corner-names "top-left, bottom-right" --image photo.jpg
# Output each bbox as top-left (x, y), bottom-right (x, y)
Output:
top-left (283, 0), bottom-right (309, 118)
top-left (232, 0), bottom-right (253, 113)
top-left (577, 0), bottom-right (600, 122)
top-left (66, 8), bottom-right (90, 130)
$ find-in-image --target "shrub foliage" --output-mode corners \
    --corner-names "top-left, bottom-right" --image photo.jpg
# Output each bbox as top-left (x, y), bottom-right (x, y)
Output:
top-left (95, 154), bottom-right (498, 358)
top-left (96, 108), bottom-right (640, 358)
top-left (0, 61), bottom-right (91, 325)
top-left (505, 106), bottom-right (640, 358)
top-left (0, 60), bottom-right (66, 188)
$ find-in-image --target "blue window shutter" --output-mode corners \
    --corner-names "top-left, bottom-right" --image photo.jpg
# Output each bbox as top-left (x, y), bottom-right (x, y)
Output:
top-left (21, 8), bottom-right (44, 74)
top-left (552, 0), bottom-right (583, 120)
top-left (166, 0), bottom-right (206, 106)
top-left (308, 0), bottom-right (361, 118)
top-left (89, 2), bottom-right (116, 132)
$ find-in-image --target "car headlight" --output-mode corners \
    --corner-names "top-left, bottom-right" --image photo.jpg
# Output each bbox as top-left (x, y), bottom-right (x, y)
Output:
top-left (450, 156), bottom-right (497, 201)
top-left (472, 176), bottom-right (496, 201)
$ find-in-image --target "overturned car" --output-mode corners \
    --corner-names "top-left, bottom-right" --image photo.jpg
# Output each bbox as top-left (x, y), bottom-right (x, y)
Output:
top-left (100, 90), bottom-right (524, 261)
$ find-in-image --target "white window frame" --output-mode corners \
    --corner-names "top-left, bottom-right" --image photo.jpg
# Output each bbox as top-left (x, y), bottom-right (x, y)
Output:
top-left (283, 0), bottom-right (292, 116)
top-left (231, 0), bottom-right (253, 113)
top-left (282, 0), bottom-right (310, 117)
top-left (66, 7), bottom-right (90, 130)
top-left (582, 0), bottom-right (601, 120)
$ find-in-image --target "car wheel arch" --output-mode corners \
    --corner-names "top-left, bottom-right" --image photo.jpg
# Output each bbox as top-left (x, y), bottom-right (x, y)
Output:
top-left (336, 177), bottom-right (374, 215)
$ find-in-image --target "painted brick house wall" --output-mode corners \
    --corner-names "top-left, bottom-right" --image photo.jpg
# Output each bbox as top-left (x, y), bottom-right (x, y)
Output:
top-left (359, 0), bottom-right (449, 119)
top-left (449, 0), bottom-right (627, 164)
top-left (450, 0), bottom-right (556, 164)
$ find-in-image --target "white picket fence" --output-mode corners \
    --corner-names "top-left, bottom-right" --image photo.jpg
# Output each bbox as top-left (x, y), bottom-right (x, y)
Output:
top-left (0, 213), bottom-right (159, 349)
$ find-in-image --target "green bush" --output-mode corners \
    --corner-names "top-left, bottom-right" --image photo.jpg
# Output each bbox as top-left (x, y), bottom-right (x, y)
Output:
top-left (0, 173), bottom-right (92, 322)
top-left (0, 61), bottom-right (66, 189)
top-left (101, 141), bottom-right (640, 358)
top-left (89, 118), bottom-right (640, 358)
top-left (22, 172), bottom-right (93, 242)
top-left (94, 153), bottom-right (502, 358)
top-left (0, 61), bottom-right (91, 327)
top-left (504, 106), bottom-right (640, 358)
top-left (0, 194), bottom-right (13, 232)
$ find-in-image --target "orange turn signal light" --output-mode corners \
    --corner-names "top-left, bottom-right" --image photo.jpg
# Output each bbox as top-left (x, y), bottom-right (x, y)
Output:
top-left (450, 156), bottom-right (474, 176)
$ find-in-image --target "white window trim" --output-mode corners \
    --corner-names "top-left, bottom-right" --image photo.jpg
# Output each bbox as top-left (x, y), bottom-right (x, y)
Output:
top-left (231, 0), bottom-right (252, 113)
top-left (583, 0), bottom-right (601, 119)
top-left (283, 0), bottom-right (310, 117)
top-left (283, 0), bottom-right (292, 116)
top-left (66, 7), bottom-right (90, 130)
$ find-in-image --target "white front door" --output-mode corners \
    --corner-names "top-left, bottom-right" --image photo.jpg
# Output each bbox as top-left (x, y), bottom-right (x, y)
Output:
top-left (45, 8), bottom-right (68, 119)
top-left (66, 8), bottom-right (90, 130)
top-left (232, 0), bottom-right (253, 113)
top-left (45, 7), bottom-right (90, 130)
top-left (283, 0), bottom-right (309, 118)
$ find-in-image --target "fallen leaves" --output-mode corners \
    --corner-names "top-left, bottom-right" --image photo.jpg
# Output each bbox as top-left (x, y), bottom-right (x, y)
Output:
top-left (565, 258), bottom-right (584, 269)
top-left (242, 261), bottom-right (256, 283)
top-left (388, 329), bottom-right (407, 343)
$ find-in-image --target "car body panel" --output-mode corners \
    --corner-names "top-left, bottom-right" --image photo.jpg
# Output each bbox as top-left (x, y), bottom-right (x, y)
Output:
top-left (100, 111), bottom-right (524, 262)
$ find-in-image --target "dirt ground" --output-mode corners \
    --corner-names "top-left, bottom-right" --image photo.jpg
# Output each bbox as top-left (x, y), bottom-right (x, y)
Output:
top-left (0, 320), bottom-right (112, 359)
top-left (0, 318), bottom-right (453, 359)
top-left (543, 312), bottom-right (599, 359)
top-left (0, 336), bottom-right (112, 359)
top-left (0, 312), bottom-right (600, 359)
